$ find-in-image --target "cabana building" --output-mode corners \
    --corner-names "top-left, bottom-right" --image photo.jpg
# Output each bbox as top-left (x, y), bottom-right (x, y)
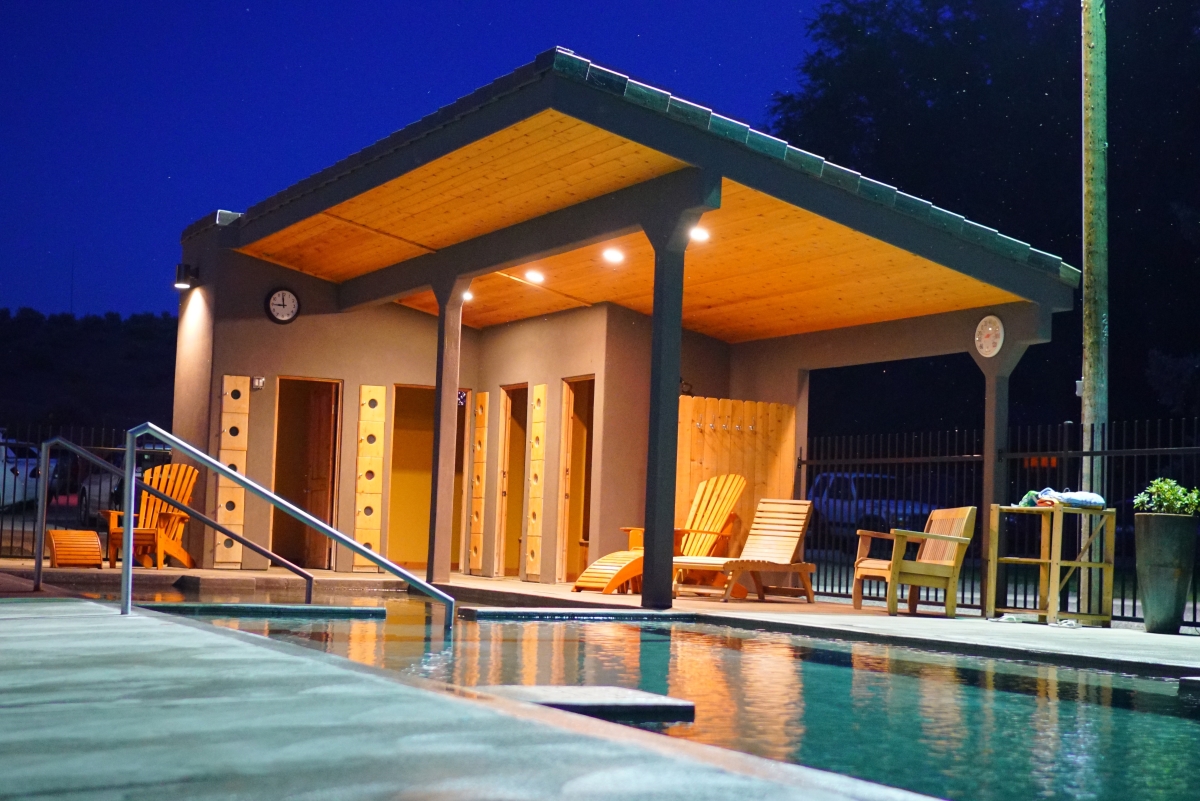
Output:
top-left (172, 48), bottom-right (1077, 607)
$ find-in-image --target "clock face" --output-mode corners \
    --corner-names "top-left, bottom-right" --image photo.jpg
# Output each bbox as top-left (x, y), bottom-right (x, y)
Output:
top-left (266, 289), bottom-right (299, 324)
top-left (975, 315), bottom-right (1004, 358)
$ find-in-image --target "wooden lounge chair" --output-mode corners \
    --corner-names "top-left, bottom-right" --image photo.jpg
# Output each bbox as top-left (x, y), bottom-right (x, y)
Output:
top-left (852, 506), bottom-right (977, 617)
top-left (102, 463), bottom-right (199, 569)
top-left (46, 529), bottom-right (104, 568)
top-left (572, 473), bottom-right (747, 594)
top-left (672, 498), bottom-right (815, 601)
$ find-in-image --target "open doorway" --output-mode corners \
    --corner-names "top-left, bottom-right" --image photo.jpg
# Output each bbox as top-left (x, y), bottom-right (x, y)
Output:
top-left (496, 385), bottom-right (527, 577)
top-left (387, 385), bottom-right (468, 570)
top-left (272, 378), bottom-right (341, 569)
top-left (557, 377), bottom-right (595, 583)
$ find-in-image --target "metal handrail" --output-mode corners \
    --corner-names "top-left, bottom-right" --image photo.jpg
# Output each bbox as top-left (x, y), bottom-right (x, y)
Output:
top-left (125, 423), bottom-right (455, 629)
top-left (31, 437), bottom-right (315, 603)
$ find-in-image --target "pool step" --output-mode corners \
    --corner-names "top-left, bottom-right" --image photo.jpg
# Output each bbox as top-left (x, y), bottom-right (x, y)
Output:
top-left (476, 685), bottom-right (695, 724)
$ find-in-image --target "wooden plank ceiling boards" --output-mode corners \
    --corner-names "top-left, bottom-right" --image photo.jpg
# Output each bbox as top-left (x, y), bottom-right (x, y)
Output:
top-left (400, 178), bottom-right (1021, 342)
top-left (236, 108), bottom-right (1020, 343)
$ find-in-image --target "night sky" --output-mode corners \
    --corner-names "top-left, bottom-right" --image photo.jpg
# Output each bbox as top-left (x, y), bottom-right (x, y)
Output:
top-left (1, 1), bottom-right (821, 317)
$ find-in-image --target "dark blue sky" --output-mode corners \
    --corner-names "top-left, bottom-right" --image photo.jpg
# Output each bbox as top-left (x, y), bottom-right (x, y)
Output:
top-left (1, 1), bottom-right (819, 316)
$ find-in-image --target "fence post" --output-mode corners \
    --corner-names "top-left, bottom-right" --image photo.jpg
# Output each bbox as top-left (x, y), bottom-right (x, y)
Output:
top-left (32, 445), bottom-right (50, 591)
top-left (120, 431), bottom-right (136, 615)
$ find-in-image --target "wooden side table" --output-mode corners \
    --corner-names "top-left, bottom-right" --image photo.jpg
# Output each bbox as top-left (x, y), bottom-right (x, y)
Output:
top-left (986, 503), bottom-right (1115, 626)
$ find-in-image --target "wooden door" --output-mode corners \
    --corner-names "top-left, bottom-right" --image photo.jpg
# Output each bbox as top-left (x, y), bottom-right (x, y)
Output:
top-left (303, 381), bottom-right (338, 568)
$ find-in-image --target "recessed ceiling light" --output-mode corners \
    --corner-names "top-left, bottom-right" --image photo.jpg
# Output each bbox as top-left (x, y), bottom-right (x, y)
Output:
top-left (525, 270), bottom-right (545, 283)
top-left (689, 226), bottom-right (710, 242)
top-left (602, 248), bottom-right (624, 264)
top-left (462, 290), bottom-right (474, 301)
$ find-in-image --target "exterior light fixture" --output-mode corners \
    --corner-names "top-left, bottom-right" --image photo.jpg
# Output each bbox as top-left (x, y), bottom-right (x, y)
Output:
top-left (525, 270), bottom-right (545, 283)
top-left (174, 263), bottom-right (198, 290)
top-left (463, 290), bottom-right (474, 301)
top-left (689, 226), bottom-right (710, 242)
top-left (602, 248), bottom-right (624, 264)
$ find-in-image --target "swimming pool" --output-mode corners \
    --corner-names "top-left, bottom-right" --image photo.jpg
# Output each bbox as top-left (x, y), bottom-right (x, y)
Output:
top-left (193, 599), bottom-right (1200, 801)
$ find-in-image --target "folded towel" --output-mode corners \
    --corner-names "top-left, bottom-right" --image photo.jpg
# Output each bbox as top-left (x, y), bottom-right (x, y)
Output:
top-left (1035, 487), bottom-right (1106, 509)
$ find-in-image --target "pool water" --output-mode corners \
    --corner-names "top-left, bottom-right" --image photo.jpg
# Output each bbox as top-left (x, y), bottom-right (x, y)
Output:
top-left (196, 600), bottom-right (1200, 801)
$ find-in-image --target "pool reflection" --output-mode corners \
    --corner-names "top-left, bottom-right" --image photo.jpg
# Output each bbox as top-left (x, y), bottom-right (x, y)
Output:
top-left (204, 603), bottom-right (1200, 801)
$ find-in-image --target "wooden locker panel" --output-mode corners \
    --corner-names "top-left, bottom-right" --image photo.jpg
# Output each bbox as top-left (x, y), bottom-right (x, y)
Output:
top-left (355, 492), bottom-right (383, 530)
top-left (529, 420), bottom-right (546, 461)
top-left (471, 461), bottom-right (486, 499)
top-left (353, 528), bottom-right (381, 569)
top-left (219, 412), bottom-right (249, 452)
top-left (357, 421), bottom-right (385, 458)
top-left (213, 523), bottom-right (243, 563)
top-left (355, 456), bottom-right (384, 495)
top-left (529, 460), bottom-right (544, 500)
top-left (470, 497), bottom-right (485, 532)
top-left (222, 375), bottom-right (250, 415)
top-left (526, 496), bottom-right (543, 577)
top-left (218, 449), bottom-right (247, 489)
top-left (359, 385), bottom-right (386, 423)
top-left (215, 487), bottom-right (245, 526)
top-left (530, 383), bottom-right (547, 424)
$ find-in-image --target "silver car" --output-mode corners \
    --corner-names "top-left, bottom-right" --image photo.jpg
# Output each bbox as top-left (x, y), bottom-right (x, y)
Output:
top-left (1, 442), bottom-right (57, 510)
top-left (76, 445), bottom-right (173, 527)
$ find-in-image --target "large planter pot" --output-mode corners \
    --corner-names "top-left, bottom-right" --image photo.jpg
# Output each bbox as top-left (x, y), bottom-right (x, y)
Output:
top-left (1135, 513), bottom-right (1198, 634)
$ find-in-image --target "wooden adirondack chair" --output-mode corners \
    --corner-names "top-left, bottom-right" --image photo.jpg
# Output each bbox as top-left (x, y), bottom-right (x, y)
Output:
top-left (672, 499), bottom-right (815, 601)
top-left (102, 463), bottom-right (199, 569)
top-left (852, 506), bottom-right (977, 617)
top-left (572, 473), bottom-right (747, 594)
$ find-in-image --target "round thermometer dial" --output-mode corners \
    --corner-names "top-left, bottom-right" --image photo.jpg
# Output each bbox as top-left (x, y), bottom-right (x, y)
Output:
top-left (975, 315), bottom-right (1004, 358)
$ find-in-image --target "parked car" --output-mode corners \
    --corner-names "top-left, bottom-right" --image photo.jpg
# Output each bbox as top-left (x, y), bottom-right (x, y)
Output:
top-left (77, 444), bottom-right (173, 527)
top-left (0, 441), bottom-right (58, 510)
top-left (807, 472), bottom-right (934, 536)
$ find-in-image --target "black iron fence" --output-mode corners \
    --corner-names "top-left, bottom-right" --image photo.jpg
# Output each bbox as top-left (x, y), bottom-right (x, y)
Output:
top-left (799, 419), bottom-right (1200, 623)
top-left (0, 423), bottom-right (171, 558)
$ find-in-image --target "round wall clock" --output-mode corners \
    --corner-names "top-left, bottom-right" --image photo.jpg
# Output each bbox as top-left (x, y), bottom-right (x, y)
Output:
top-left (265, 288), bottom-right (300, 324)
top-left (974, 315), bottom-right (1004, 358)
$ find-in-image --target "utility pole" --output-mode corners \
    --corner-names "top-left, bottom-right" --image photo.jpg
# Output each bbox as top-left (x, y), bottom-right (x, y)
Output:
top-left (1081, 0), bottom-right (1108, 616)
top-left (1081, 0), bottom-right (1108, 446)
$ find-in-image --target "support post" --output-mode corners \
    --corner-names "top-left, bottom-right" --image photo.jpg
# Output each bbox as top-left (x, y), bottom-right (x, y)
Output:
top-left (973, 343), bottom-right (1026, 616)
top-left (427, 276), bottom-right (472, 584)
top-left (794, 369), bottom-right (811, 499)
top-left (121, 431), bottom-right (137, 615)
top-left (32, 445), bottom-right (50, 591)
top-left (1081, 0), bottom-right (1109, 451)
top-left (640, 210), bottom-right (705, 610)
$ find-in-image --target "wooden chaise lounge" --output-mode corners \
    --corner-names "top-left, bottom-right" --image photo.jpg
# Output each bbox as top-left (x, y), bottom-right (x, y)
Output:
top-left (102, 463), bottom-right (199, 569)
top-left (852, 506), bottom-right (977, 617)
top-left (572, 473), bottom-right (746, 594)
top-left (672, 498), bottom-right (815, 601)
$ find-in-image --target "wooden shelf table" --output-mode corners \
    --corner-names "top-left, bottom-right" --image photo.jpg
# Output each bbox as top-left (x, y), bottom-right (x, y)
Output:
top-left (985, 503), bottom-right (1115, 626)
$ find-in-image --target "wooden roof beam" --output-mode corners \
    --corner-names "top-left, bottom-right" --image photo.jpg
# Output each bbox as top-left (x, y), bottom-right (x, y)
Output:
top-left (337, 167), bottom-right (720, 311)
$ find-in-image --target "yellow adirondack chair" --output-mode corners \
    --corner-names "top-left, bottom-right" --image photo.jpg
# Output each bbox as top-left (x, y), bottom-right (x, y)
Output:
top-left (852, 506), bottom-right (977, 617)
top-left (572, 473), bottom-right (747, 594)
top-left (102, 463), bottom-right (199, 569)
top-left (672, 498), bottom-right (815, 601)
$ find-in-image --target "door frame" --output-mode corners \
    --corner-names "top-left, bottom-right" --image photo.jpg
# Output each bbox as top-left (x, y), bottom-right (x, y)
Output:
top-left (456, 388), bottom-right (473, 574)
top-left (494, 383), bottom-right (528, 578)
top-left (269, 375), bottom-right (343, 568)
top-left (556, 375), bottom-right (595, 583)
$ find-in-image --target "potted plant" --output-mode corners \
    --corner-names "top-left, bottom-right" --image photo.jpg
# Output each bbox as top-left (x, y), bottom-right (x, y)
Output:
top-left (1133, 478), bottom-right (1200, 634)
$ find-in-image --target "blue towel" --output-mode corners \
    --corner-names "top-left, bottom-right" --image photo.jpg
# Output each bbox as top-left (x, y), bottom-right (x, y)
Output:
top-left (1036, 487), bottom-right (1106, 509)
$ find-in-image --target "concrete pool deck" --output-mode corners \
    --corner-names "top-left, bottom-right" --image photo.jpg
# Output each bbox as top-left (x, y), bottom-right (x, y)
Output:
top-left (441, 575), bottom-right (1200, 679)
top-left (0, 597), bottom-right (929, 801)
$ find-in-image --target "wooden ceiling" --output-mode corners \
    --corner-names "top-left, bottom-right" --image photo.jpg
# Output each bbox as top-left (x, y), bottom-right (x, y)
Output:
top-left (236, 109), bottom-right (1021, 343)
top-left (237, 110), bottom-right (686, 283)
top-left (399, 179), bottom-right (1021, 342)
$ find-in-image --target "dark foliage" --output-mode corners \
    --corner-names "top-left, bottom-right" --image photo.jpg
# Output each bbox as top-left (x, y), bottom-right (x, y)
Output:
top-left (773, 0), bottom-right (1200, 434)
top-left (0, 308), bottom-right (176, 427)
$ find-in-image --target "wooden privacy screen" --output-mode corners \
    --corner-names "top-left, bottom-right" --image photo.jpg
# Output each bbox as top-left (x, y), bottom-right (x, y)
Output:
top-left (354, 385), bottom-right (386, 571)
top-left (215, 375), bottom-right (249, 568)
top-left (469, 392), bottom-right (488, 573)
top-left (526, 384), bottom-right (547, 580)
top-left (675, 396), bottom-right (796, 555)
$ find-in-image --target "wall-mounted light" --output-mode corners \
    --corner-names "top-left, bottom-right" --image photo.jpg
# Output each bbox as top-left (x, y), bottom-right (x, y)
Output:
top-left (689, 226), bottom-right (710, 242)
top-left (174, 263), bottom-right (198, 290)
top-left (525, 270), bottom-right (545, 283)
top-left (463, 290), bottom-right (474, 301)
top-left (602, 248), bottom-right (624, 264)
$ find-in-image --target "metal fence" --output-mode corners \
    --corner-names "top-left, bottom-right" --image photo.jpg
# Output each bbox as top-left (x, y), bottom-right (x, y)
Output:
top-left (799, 419), bottom-right (1200, 623)
top-left (0, 423), bottom-right (158, 558)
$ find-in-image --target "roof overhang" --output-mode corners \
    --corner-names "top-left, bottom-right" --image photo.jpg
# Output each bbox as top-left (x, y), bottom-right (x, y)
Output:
top-left (189, 47), bottom-right (1077, 344)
